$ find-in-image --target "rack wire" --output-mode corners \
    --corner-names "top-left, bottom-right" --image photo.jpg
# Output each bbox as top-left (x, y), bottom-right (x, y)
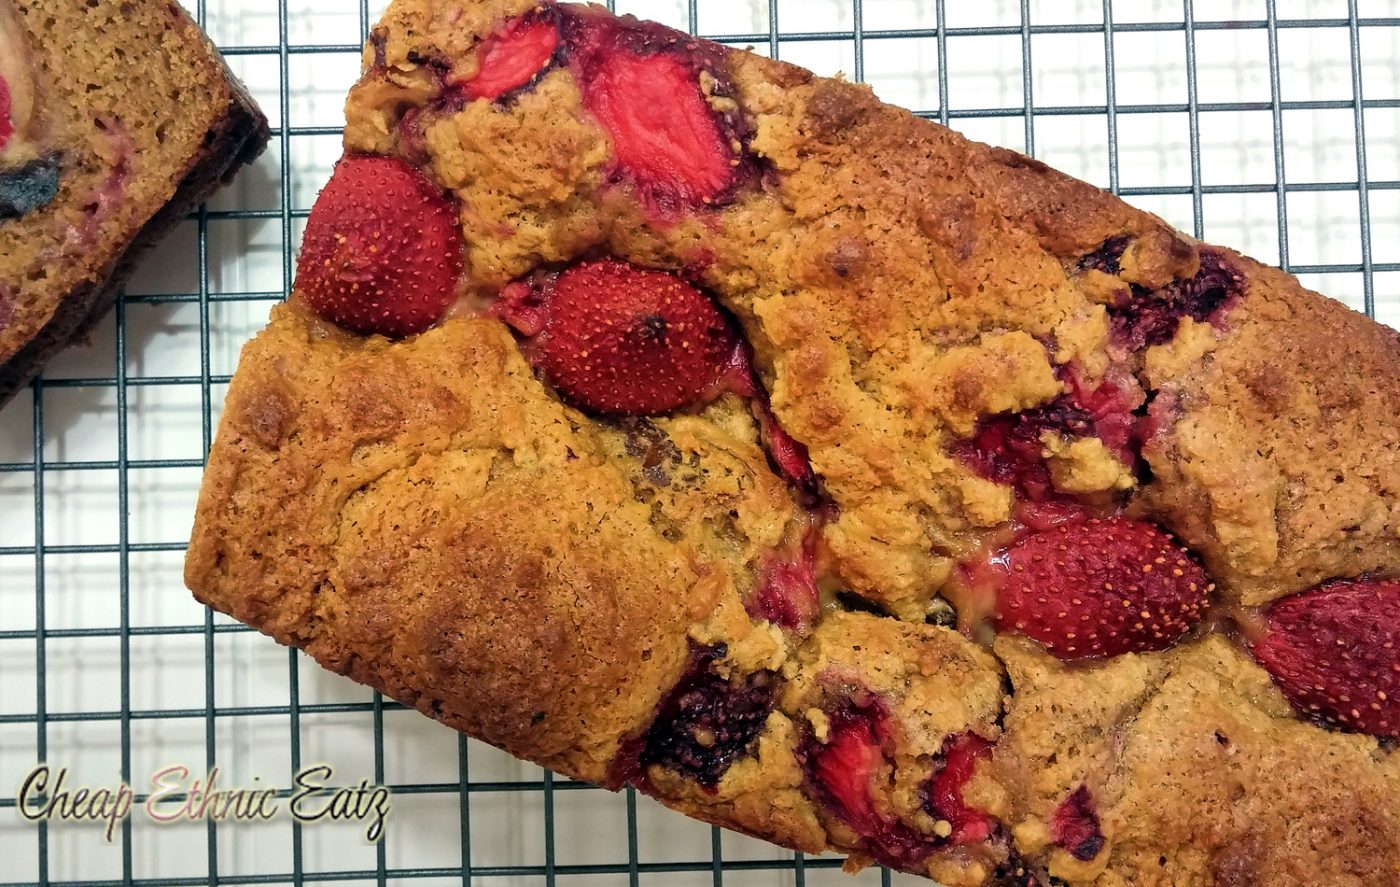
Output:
top-left (1, 0), bottom-right (1398, 884)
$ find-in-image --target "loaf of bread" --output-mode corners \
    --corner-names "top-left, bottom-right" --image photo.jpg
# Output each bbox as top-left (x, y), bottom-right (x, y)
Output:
top-left (187, 2), bottom-right (1400, 884)
top-left (0, 0), bottom-right (268, 403)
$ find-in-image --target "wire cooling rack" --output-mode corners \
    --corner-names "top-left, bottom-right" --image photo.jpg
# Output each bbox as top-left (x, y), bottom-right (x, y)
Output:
top-left (3, 0), bottom-right (1400, 884)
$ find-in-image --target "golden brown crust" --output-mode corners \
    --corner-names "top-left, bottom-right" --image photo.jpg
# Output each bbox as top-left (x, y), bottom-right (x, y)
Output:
top-left (187, 300), bottom-right (802, 782)
top-left (188, 1), bottom-right (1400, 882)
top-left (0, 0), bottom-right (269, 404)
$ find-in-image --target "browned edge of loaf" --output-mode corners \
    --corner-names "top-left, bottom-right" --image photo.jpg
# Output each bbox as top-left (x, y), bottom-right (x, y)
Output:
top-left (0, 5), bottom-right (271, 408)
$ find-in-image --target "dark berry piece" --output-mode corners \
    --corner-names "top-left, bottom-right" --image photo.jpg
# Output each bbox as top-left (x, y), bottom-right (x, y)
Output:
top-left (991, 854), bottom-right (1066, 887)
top-left (1109, 249), bottom-right (1243, 350)
top-left (1077, 234), bottom-right (1131, 275)
top-left (0, 155), bottom-right (59, 219)
top-left (640, 648), bottom-right (776, 788)
top-left (954, 375), bottom-right (1142, 502)
top-left (1051, 785), bottom-right (1105, 861)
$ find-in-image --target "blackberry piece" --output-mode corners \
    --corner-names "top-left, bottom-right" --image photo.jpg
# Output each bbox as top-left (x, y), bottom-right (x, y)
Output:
top-left (1077, 234), bottom-right (1132, 276)
top-left (640, 649), bottom-right (776, 788)
top-left (0, 155), bottom-right (59, 219)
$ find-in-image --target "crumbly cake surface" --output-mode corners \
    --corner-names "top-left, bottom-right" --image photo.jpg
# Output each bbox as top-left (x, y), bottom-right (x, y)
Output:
top-left (187, 1), bottom-right (1400, 883)
top-left (0, 0), bottom-right (268, 403)
top-left (983, 635), bottom-right (1400, 886)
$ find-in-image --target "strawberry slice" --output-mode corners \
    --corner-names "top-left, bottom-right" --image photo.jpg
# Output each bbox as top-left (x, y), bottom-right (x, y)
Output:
top-left (496, 259), bottom-right (738, 415)
top-left (992, 517), bottom-right (1211, 660)
top-left (751, 526), bottom-right (821, 633)
top-left (0, 74), bottom-right (12, 150)
top-left (1250, 577), bottom-right (1400, 738)
top-left (927, 733), bottom-right (996, 845)
top-left (754, 399), bottom-right (818, 495)
top-left (563, 12), bottom-right (747, 212)
top-left (810, 701), bottom-right (890, 837)
top-left (460, 12), bottom-right (559, 102)
top-left (710, 342), bottom-right (820, 495)
top-left (1051, 785), bottom-right (1105, 861)
top-left (801, 698), bottom-right (977, 871)
top-left (297, 155), bottom-right (462, 339)
top-left (0, 4), bottom-right (37, 155)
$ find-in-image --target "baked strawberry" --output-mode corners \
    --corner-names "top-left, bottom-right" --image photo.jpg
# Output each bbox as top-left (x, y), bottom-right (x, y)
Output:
top-left (955, 375), bottom-right (1142, 502)
top-left (927, 733), bottom-right (996, 845)
top-left (809, 700), bottom-right (889, 838)
top-left (1051, 785), bottom-right (1104, 861)
top-left (460, 11), bottom-right (559, 102)
top-left (751, 528), bottom-right (820, 633)
top-left (496, 259), bottom-right (738, 415)
top-left (296, 154), bottom-right (462, 338)
top-left (0, 74), bottom-right (12, 150)
top-left (1250, 577), bottom-right (1400, 738)
top-left (563, 12), bottom-right (748, 212)
top-left (709, 342), bottom-right (820, 494)
top-left (0, 9), bottom-right (32, 155)
top-left (801, 697), bottom-right (946, 871)
top-left (992, 517), bottom-right (1211, 660)
top-left (754, 399), bottom-right (818, 494)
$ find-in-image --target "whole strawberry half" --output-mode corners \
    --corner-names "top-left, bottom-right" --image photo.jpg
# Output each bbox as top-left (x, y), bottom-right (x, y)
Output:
top-left (496, 259), bottom-right (738, 415)
top-left (993, 517), bottom-right (1211, 660)
top-left (296, 154), bottom-right (462, 339)
top-left (1250, 577), bottom-right (1400, 738)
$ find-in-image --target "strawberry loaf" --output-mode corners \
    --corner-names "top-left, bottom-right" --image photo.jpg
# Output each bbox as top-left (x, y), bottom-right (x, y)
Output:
top-left (186, 1), bottom-right (1400, 884)
top-left (0, 0), bottom-right (267, 404)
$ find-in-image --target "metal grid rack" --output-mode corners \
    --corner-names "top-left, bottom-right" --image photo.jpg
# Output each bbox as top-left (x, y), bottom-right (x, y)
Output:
top-left (1, 0), bottom-right (1399, 884)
